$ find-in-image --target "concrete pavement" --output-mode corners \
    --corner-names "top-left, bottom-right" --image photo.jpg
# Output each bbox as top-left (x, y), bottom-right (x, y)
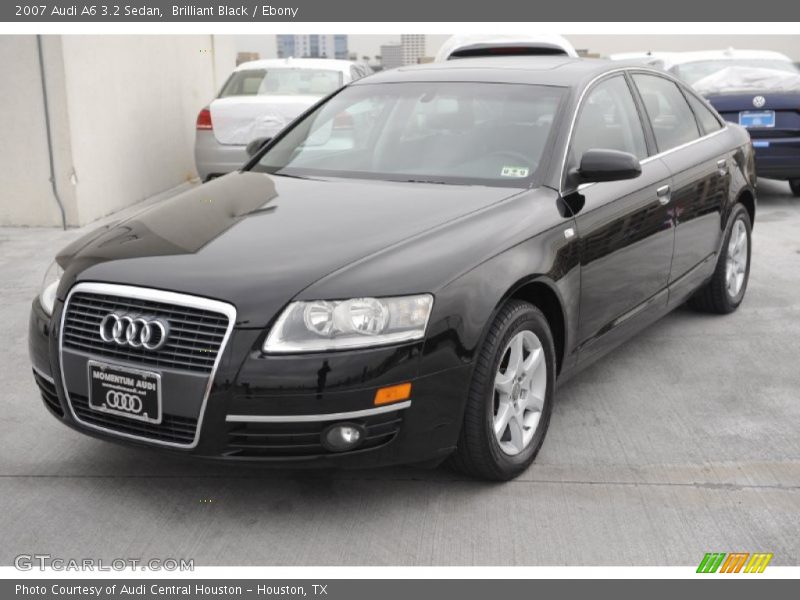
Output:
top-left (1, 180), bottom-right (798, 566)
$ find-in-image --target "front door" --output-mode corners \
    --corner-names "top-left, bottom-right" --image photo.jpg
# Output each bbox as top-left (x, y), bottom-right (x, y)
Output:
top-left (563, 74), bottom-right (675, 362)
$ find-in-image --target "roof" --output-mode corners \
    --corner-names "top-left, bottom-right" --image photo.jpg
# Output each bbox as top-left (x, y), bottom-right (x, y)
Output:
top-left (355, 56), bottom-right (629, 87)
top-left (234, 58), bottom-right (357, 73)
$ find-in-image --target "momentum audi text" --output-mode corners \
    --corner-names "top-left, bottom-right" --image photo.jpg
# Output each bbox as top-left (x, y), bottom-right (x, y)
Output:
top-left (30, 58), bottom-right (756, 480)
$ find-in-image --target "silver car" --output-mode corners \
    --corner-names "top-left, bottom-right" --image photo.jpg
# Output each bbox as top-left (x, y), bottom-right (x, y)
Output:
top-left (195, 58), bottom-right (370, 181)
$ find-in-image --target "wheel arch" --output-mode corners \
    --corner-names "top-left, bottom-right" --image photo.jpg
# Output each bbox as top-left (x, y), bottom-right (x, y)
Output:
top-left (737, 187), bottom-right (756, 230)
top-left (501, 277), bottom-right (567, 376)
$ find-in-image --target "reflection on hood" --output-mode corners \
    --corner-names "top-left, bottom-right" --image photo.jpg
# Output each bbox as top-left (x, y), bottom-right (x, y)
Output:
top-left (693, 66), bottom-right (800, 95)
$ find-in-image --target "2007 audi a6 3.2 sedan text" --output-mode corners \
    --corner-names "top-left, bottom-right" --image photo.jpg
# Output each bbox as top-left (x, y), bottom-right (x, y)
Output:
top-left (29, 57), bottom-right (756, 480)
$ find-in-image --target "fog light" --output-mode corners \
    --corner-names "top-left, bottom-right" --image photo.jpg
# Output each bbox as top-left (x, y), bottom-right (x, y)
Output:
top-left (321, 422), bottom-right (365, 452)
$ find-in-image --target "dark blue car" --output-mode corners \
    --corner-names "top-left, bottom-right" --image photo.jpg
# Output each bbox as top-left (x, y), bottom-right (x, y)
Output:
top-left (668, 52), bottom-right (800, 196)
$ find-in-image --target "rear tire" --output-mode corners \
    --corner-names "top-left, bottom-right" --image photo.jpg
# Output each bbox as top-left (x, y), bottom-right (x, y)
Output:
top-left (790, 179), bottom-right (800, 197)
top-left (449, 300), bottom-right (555, 481)
top-left (689, 203), bottom-right (752, 314)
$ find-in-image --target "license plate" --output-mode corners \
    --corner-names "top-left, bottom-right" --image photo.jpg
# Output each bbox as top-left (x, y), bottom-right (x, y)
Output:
top-left (87, 360), bottom-right (162, 424)
top-left (739, 110), bottom-right (775, 128)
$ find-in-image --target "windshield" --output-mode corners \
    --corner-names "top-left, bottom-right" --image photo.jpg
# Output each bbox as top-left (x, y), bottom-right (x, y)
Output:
top-left (671, 59), bottom-right (799, 85)
top-left (251, 82), bottom-right (565, 186)
top-left (219, 68), bottom-right (344, 97)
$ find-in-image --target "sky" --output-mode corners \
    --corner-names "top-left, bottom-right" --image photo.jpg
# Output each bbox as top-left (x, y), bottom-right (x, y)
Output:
top-left (230, 34), bottom-right (451, 60)
top-left (227, 34), bottom-right (800, 62)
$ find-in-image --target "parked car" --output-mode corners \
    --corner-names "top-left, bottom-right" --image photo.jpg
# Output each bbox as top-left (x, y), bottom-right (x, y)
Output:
top-left (31, 58), bottom-right (756, 480)
top-left (612, 49), bottom-right (800, 195)
top-left (195, 58), bottom-right (371, 180)
top-left (435, 34), bottom-right (578, 61)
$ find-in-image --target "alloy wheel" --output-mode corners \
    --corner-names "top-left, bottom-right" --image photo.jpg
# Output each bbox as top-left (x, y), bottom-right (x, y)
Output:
top-left (725, 219), bottom-right (748, 298)
top-left (492, 330), bottom-right (547, 456)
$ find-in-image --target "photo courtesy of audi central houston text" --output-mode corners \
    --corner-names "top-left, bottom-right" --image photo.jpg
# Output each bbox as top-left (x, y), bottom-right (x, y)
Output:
top-left (29, 55), bottom-right (760, 481)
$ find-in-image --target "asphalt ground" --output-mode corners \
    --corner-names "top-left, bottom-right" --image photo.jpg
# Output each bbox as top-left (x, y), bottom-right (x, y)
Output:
top-left (1, 179), bottom-right (798, 566)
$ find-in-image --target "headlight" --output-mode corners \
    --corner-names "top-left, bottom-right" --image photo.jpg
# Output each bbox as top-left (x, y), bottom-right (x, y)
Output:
top-left (263, 294), bottom-right (434, 353)
top-left (38, 261), bottom-right (63, 316)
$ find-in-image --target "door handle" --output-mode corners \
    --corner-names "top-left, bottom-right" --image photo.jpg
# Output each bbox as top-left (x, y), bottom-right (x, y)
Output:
top-left (656, 184), bottom-right (671, 205)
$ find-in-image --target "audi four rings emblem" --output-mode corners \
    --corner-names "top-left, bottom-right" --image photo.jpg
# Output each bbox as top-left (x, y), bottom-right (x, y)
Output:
top-left (753, 95), bottom-right (766, 108)
top-left (99, 313), bottom-right (169, 350)
top-left (105, 390), bottom-right (143, 414)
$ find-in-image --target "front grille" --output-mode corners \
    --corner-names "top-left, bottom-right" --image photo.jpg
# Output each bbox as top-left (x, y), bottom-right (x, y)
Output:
top-left (62, 292), bottom-right (229, 374)
top-left (33, 370), bottom-right (63, 417)
top-left (70, 393), bottom-right (198, 445)
top-left (224, 411), bottom-right (403, 458)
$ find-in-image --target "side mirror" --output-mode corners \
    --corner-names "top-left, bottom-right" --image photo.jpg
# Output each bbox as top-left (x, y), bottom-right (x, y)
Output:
top-left (573, 149), bottom-right (642, 184)
top-left (246, 137), bottom-right (272, 157)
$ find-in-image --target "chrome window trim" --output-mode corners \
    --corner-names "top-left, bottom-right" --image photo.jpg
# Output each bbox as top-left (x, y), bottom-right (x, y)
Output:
top-left (33, 365), bottom-right (55, 384)
top-left (226, 401), bottom-right (411, 423)
top-left (58, 282), bottom-right (237, 450)
top-left (559, 66), bottom-right (729, 195)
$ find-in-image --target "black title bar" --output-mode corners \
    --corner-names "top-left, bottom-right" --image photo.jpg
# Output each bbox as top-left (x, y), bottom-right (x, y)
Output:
top-left (5, 0), bottom-right (800, 21)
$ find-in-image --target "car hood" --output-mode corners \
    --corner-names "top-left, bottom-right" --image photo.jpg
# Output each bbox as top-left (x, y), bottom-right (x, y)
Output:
top-left (210, 96), bottom-right (321, 145)
top-left (60, 172), bottom-right (521, 327)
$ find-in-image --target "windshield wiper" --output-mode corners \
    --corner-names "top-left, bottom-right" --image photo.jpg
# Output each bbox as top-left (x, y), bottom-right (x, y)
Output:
top-left (402, 178), bottom-right (467, 185)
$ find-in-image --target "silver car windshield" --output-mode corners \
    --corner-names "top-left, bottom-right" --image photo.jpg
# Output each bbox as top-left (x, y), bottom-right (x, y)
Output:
top-left (253, 82), bottom-right (566, 187)
top-left (220, 68), bottom-right (344, 97)
top-left (672, 59), bottom-right (800, 85)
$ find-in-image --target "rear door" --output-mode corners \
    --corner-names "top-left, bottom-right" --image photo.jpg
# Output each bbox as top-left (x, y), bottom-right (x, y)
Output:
top-left (631, 73), bottom-right (728, 292)
top-left (566, 75), bottom-right (674, 360)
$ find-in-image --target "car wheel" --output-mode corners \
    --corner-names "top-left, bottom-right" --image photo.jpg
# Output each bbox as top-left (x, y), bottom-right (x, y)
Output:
top-left (790, 179), bottom-right (800, 197)
top-left (689, 204), bottom-right (752, 314)
top-left (449, 300), bottom-right (555, 481)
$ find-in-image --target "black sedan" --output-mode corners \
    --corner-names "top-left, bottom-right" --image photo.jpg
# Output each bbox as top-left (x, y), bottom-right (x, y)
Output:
top-left (30, 58), bottom-right (756, 480)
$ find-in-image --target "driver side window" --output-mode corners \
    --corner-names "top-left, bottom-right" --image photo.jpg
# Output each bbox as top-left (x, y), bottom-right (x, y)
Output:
top-left (571, 76), bottom-right (648, 164)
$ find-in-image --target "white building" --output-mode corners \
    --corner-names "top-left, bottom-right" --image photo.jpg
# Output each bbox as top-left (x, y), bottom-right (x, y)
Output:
top-left (401, 34), bottom-right (426, 66)
top-left (380, 44), bottom-right (404, 70)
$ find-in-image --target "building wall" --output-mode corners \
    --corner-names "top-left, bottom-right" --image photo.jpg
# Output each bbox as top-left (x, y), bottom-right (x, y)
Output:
top-left (0, 35), bottom-right (225, 227)
top-left (380, 44), bottom-right (403, 70)
top-left (0, 36), bottom-right (76, 227)
top-left (401, 34), bottom-right (426, 66)
top-left (60, 35), bottom-right (218, 225)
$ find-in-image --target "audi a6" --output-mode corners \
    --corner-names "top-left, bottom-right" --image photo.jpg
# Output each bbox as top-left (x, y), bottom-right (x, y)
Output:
top-left (30, 58), bottom-right (756, 480)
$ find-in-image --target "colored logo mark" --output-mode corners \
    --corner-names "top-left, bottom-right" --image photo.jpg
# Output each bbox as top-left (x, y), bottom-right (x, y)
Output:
top-left (697, 552), bottom-right (773, 573)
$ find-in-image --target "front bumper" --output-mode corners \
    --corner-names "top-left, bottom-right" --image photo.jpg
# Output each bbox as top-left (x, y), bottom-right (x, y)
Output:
top-left (194, 130), bottom-right (249, 181)
top-left (29, 292), bottom-right (469, 468)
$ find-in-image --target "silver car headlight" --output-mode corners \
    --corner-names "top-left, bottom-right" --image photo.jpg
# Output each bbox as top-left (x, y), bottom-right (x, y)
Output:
top-left (263, 294), bottom-right (434, 353)
top-left (39, 261), bottom-right (63, 316)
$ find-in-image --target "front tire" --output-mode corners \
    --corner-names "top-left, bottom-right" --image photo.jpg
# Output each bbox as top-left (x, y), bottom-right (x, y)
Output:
top-left (790, 179), bottom-right (800, 197)
top-left (690, 203), bottom-right (752, 314)
top-left (449, 300), bottom-right (555, 481)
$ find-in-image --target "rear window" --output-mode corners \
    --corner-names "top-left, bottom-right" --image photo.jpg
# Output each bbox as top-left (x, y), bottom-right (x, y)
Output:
top-left (684, 92), bottom-right (723, 135)
top-left (672, 59), bottom-right (800, 85)
top-left (220, 68), bottom-right (344, 97)
top-left (448, 45), bottom-right (568, 59)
